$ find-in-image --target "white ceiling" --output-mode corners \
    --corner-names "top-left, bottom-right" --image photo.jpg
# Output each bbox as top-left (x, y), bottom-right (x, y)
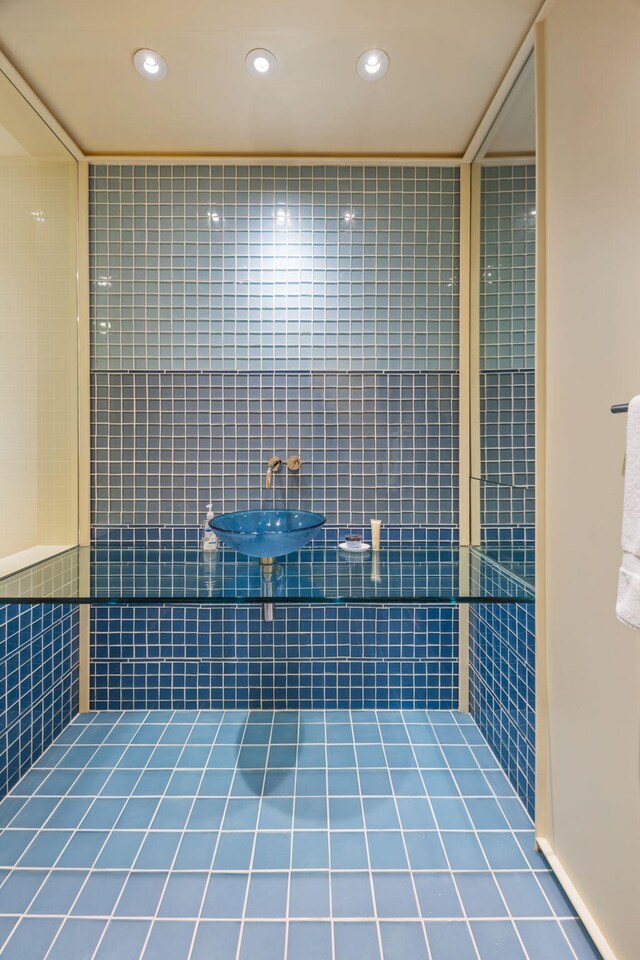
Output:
top-left (0, 0), bottom-right (541, 157)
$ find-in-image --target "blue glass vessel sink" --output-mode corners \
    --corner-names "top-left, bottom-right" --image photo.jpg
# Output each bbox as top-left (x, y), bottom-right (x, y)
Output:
top-left (209, 508), bottom-right (326, 559)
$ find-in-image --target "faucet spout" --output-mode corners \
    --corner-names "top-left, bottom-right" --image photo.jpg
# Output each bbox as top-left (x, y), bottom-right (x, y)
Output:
top-left (265, 456), bottom-right (282, 489)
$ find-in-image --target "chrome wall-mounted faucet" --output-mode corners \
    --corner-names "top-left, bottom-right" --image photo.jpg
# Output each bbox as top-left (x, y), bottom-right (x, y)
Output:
top-left (265, 456), bottom-right (282, 489)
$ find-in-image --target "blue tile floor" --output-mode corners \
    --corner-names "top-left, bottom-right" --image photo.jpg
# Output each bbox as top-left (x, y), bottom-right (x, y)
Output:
top-left (0, 710), bottom-right (601, 960)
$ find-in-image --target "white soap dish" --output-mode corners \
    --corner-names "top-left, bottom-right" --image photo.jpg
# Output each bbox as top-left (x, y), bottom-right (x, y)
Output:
top-left (339, 541), bottom-right (371, 552)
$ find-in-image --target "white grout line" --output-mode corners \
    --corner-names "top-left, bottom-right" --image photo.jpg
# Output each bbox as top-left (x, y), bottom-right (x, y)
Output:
top-left (319, 712), bottom-right (335, 960)
top-left (0, 711), bottom-right (147, 956)
top-left (374, 710), bottom-right (435, 960)
top-left (0, 709), bottom-right (593, 960)
top-left (401, 710), bottom-right (481, 960)
top-left (87, 711), bottom-right (205, 960)
top-left (135, 711), bottom-right (217, 960)
top-left (232, 710), bottom-right (277, 960)
top-left (186, 710), bottom-right (252, 959)
top-left (4, 716), bottom-right (134, 914)
top-left (39, 713), bottom-right (156, 958)
top-left (451, 710), bottom-right (582, 960)
top-left (446, 718), bottom-right (534, 960)
top-left (346, 709), bottom-right (386, 960)
top-left (282, 711), bottom-right (300, 960)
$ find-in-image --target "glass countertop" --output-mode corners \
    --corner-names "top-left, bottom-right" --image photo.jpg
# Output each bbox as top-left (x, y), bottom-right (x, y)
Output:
top-left (0, 545), bottom-right (534, 605)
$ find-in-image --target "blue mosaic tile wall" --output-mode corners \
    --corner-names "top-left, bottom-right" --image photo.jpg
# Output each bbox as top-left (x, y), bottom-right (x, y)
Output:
top-left (469, 601), bottom-right (535, 817)
top-left (89, 164), bottom-right (461, 710)
top-left (91, 605), bottom-right (458, 711)
top-left (92, 525), bottom-right (458, 551)
top-left (92, 371), bottom-right (458, 527)
top-left (90, 165), bottom-right (459, 371)
top-left (89, 524), bottom-right (459, 711)
top-left (0, 604), bottom-right (79, 799)
top-left (471, 164), bottom-right (536, 813)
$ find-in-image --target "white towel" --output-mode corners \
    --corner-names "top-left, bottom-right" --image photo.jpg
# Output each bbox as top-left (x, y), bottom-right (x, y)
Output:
top-left (617, 395), bottom-right (640, 628)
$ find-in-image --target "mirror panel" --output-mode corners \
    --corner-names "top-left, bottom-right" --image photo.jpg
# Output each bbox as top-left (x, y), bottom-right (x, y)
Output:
top-left (0, 69), bottom-right (78, 565)
top-left (479, 160), bottom-right (536, 489)
top-left (470, 53), bottom-right (536, 547)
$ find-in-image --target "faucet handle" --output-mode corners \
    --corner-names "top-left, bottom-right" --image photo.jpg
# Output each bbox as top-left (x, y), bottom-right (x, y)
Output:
top-left (287, 455), bottom-right (302, 472)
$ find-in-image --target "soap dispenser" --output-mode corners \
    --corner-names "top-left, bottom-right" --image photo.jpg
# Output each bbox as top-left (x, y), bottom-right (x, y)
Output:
top-left (202, 504), bottom-right (219, 552)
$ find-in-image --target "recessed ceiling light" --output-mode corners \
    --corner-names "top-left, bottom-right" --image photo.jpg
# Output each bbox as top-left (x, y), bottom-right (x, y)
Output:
top-left (133, 49), bottom-right (168, 81)
top-left (357, 49), bottom-right (389, 81)
top-left (246, 48), bottom-right (277, 76)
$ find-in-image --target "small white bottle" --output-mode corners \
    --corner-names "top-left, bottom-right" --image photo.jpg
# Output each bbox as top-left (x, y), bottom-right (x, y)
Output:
top-left (370, 518), bottom-right (382, 552)
top-left (202, 504), bottom-right (219, 551)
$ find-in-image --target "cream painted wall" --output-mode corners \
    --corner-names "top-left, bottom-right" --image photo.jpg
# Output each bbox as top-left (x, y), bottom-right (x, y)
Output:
top-left (538, 1), bottom-right (640, 958)
top-left (0, 70), bottom-right (78, 560)
top-left (0, 158), bottom-right (39, 552)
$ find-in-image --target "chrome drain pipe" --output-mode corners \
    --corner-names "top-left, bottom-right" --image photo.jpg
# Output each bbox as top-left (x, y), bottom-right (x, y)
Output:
top-left (260, 557), bottom-right (276, 622)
